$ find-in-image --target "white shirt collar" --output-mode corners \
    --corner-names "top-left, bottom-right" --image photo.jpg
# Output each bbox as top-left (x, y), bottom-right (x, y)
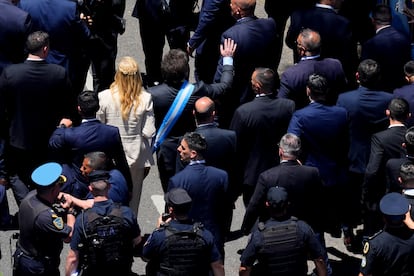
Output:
top-left (315, 3), bottom-right (334, 10)
top-left (376, 25), bottom-right (391, 34)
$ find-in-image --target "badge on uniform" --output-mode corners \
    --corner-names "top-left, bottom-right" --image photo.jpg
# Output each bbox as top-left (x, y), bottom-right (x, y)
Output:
top-left (363, 242), bottom-right (370, 255)
top-left (53, 217), bottom-right (64, 230)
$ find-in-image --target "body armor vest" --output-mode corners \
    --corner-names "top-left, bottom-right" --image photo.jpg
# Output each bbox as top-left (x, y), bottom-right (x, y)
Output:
top-left (18, 192), bottom-right (51, 257)
top-left (80, 204), bottom-right (131, 274)
top-left (159, 222), bottom-right (210, 276)
top-left (257, 218), bottom-right (306, 275)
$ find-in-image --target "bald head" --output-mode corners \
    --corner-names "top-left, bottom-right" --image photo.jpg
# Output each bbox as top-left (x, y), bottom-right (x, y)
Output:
top-left (194, 97), bottom-right (215, 124)
top-left (231, 0), bottom-right (256, 18)
top-left (297, 28), bottom-right (321, 56)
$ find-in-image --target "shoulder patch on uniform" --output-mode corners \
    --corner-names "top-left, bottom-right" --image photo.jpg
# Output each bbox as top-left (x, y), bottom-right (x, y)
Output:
top-left (363, 242), bottom-right (369, 255)
top-left (53, 217), bottom-right (64, 230)
top-left (361, 256), bottom-right (366, 267)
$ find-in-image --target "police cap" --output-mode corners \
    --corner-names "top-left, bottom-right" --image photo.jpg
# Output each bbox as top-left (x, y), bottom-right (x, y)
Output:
top-left (88, 170), bottom-right (110, 183)
top-left (379, 192), bottom-right (409, 216)
top-left (165, 188), bottom-right (192, 206)
top-left (403, 189), bottom-right (414, 206)
top-left (31, 162), bottom-right (65, 187)
top-left (267, 186), bottom-right (288, 205)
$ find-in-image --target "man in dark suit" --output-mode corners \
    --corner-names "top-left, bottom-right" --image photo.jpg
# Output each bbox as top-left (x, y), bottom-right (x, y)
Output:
top-left (286, 0), bottom-right (358, 90)
top-left (0, 0), bottom-right (32, 75)
top-left (394, 60), bottom-right (414, 127)
top-left (48, 90), bottom-right (132, 196)
top-left (168, 132), bottom-right (228, 258)
top-left (361, 4), bottom-right (411, 92)
top-left (193, 96), bottom-right (237, 235)
top-left (278, 28), bottom-right (347, 109)
top-left (336, 59), bottom-right (393, 246)
top-left (132, 0), bottom-right (197, 86)
top-left (214, 0), bottom-right (278, 128)
top-left (386, 127), bottom-right (414, 194)
top-left (187, 0), bottom-right (234, 83)
top-left (18, 0), bottom-right (91, 96)
top-left (362, 98), bottom-right (410, 236)
top-left (288, 74), bottom-right (349, 237)
top-left (149, 38), bottom-right (236, 192)
top-left (241, 133), bottom-right (324, 235)
top-left (230, 68), bottom-right (295, 207)
top-left (0, 31), bottom-right (73, 190)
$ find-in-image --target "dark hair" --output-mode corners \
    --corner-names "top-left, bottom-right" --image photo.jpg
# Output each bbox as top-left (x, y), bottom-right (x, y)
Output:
top-left (372, 4), bottom-right (392, 25)
top-left (358, 59), bottom-right (381, 89)
top-left (405, 127), bottom-right (414, 155)
top-left (78, 90), bottom-right (99, 118)
top-left (307, 74), bottom-right (329, 102)
top-left (183, 132), bottom-right (207, 158)
top-left (84, 151), bottom-right (114, 170)
top-left (404, 61), bottom-right (414, 77)
top-left (161, 49), bottom-right (190, 85)
top-left (26, 31), bottom-right (49, 54)
top-left (388, 98), bottom-right (409, 122)
top-left (254, 67), bottom-right (279, 93)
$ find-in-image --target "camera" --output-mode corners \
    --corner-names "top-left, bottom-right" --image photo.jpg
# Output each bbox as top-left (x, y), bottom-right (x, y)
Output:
top-left (161, 213), bottom-right (171, 222)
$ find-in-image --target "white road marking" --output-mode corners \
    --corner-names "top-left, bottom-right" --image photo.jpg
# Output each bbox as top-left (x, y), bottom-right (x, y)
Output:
top-left (151, 194), bottom-right (165, 215)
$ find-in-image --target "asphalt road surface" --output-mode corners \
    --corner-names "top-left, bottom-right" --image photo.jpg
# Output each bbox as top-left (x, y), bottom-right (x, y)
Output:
top-left (0, 0), bottom-right (363, 275)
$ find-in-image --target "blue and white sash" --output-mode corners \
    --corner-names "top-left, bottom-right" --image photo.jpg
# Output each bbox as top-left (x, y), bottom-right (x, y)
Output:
top-left (152, 81), bottom-right (195, 152)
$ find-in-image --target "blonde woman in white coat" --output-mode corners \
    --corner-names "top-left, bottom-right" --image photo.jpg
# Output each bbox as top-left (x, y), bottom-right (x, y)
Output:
top-left (97, 56), bottom-right (155, 216)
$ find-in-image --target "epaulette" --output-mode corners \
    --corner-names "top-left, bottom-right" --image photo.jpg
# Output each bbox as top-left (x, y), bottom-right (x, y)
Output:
top-left (367, 230), bottom-right (383, 240)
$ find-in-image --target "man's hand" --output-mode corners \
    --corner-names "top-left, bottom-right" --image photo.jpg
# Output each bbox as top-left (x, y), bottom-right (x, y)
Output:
top-left (186, 43), bottom-right (194, 57)
top-left (80, 13), bottom-right (93, 27)
top-left (59, 118), bottom-right (73, 128)
top-left (220, 38), bottom-right (237, 57)
top-left (59, 193), bottom-right (73, 209)
top-left (0, 177), bottom-right (8, 188)
top-left (404, 208), bottom-right (414, 229)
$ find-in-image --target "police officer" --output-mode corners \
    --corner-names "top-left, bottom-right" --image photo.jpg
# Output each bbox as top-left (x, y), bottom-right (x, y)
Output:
top-left (65, 178), bottom-right (142, 276)
top-left (239, 186), bottom-right (327, 276)
top-left (13, 162), bottom-right (72, 276)
top-left (359, 192), bottom-right (414, 276)
top-left (143, 188), bottom-right (225, 276)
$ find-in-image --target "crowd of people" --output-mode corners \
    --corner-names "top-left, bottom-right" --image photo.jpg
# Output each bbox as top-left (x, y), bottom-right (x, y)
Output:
top-left (2, 0), bottom-right (414, 275)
